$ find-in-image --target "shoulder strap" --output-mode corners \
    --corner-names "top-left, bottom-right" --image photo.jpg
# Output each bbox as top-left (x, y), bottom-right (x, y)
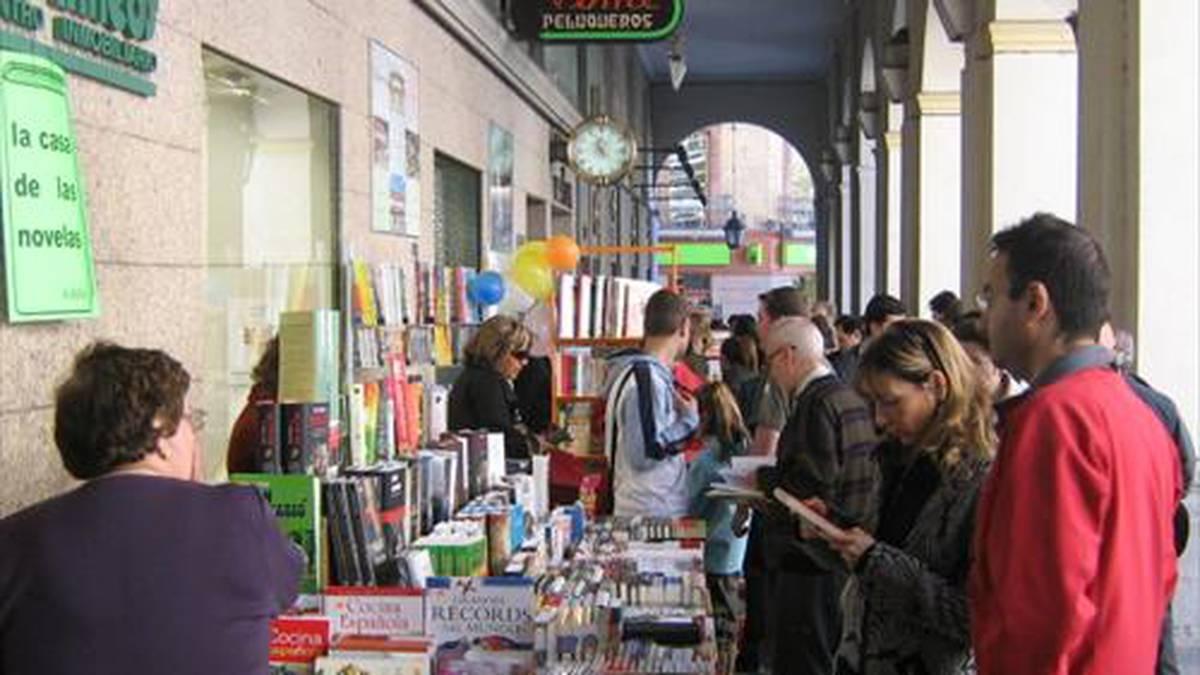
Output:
top-left (604, 363), bottom-right (642, 465)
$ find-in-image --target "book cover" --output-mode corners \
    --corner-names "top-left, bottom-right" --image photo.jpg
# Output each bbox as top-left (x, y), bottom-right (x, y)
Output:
top-left (428, 449), bottom-right (460, 517)
top-left (281, 402), bottom-right (331, 475)
top-left (324, 586), bottom-right (425, 640)
top-left (464, 432), bottom-right (489, 500)
top-left (230, 474), bottom-right (324, 594)
top-left (484, 433), bottom-right (505, 488)
top-left (346, 463), bottom-right (412, 566)
top-left (345, 478), bottom-right (385, 586)
top-left (270, 616), bottom-right (331, 673)
top-left (425, 577), bottom-right (536, 674)
top-left (331, 480), bottom-right (365, 586)
top-left (256, 400), bottom-right (283, 474)
top-left (377, 382), bottom-right (396, 462)
top-left (424, 385), bottom-right (448, 447)
top-left (315, 654), bottom-right (429, 675)
top-left (363, 383), bottom-right (381, 465)
top-left (352, 261), bottom-right (381, 327)
top-left (556, 273), bottom-right (575, 339)
top-left (386, 354), bottom-right (411, 453)
top-left (279, 309), bottom-right (341, 405)
top-left (324, 481), bottom-right (355, 586)
top-left (591, 275), bottom-right (606, 339)
top-left (349, 384), bottom-right (368, 468)
top-left (327, 635), bottom-right (433, 673)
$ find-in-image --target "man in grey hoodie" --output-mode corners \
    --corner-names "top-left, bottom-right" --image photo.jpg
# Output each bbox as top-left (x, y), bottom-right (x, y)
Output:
top-left (604, 289), bottom-right (700, 518)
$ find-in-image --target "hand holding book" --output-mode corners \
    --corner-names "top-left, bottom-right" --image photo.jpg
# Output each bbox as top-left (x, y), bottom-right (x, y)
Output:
top-left (772, 488), bottom-right (876, 568)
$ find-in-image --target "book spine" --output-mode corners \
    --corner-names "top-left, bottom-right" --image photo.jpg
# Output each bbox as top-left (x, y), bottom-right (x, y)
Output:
top-left (340, 478), bottom-right (372, 583)
top-left (256, 401), bottom-right (282, 474)
top-left (333, 478), bottom-right (364, 583)
top-left (323, 481), bottom-right (350, 586)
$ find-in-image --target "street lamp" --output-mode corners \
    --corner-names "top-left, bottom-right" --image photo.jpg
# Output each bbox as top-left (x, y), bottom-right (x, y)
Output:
top-left (723, 210), bottom-right (746, 250)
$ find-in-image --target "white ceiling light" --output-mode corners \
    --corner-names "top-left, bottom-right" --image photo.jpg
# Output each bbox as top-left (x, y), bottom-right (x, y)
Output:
top-left (668, 33), bottom-right (687, 91)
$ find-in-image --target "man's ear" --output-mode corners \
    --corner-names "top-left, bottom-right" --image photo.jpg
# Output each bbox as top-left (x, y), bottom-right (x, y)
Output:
top-left (1026, 281), bottom-right (1054, 325)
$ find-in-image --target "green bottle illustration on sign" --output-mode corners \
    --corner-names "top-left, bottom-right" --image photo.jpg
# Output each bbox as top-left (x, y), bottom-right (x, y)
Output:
top-left (0, 50), bottom-right (99, 322)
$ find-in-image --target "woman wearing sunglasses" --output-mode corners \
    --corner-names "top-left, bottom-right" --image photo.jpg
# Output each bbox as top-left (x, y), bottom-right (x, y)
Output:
top-left (448, 314), bottom-right (537, 460)
top-left (804, 320), bottom-right (994, 675)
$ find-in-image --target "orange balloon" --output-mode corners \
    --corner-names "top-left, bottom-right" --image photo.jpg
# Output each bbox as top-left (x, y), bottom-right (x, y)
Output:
top-left (546, 235), bottom-right (581, 271)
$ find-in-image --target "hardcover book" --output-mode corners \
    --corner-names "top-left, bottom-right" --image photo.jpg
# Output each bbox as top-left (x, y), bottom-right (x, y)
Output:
top-left (281, 403), bottom-right (331, 475)
top-left (256, 400), bottom-right (283, 474)
top-left (270, 616), bottom-right (331, 674)
top-left (230, 473), bottom-right (324, 594)
top-left (324, 586), bottom-right (425, 640)
top-left (425, 577), bottom-right (536, 675)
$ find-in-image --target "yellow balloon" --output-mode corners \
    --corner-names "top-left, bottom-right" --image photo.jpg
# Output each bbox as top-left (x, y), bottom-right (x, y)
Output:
top-left (514, 241), bottom-right (548, 270)
top-left (512, 258), bottom-right (554, 300)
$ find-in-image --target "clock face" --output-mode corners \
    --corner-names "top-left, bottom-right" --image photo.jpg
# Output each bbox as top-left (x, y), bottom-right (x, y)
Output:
top-left (568, 117), bottom-right (637, 185)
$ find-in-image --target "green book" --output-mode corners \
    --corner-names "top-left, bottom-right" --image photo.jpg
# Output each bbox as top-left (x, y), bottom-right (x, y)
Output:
top-left (231, 473), bottom-right (324, 593)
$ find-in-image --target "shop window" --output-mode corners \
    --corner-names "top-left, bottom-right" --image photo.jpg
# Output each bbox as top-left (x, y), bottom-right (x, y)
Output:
top-left (434, 152), bottom-right (482, 269)
top-left (202, 50), bottom-right (339, 478)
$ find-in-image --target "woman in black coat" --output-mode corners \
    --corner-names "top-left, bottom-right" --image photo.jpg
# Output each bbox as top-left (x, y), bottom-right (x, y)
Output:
top-left (806, 320), bottom-right (995, 675)
top-left (448, 314), bottom-right (536, 460)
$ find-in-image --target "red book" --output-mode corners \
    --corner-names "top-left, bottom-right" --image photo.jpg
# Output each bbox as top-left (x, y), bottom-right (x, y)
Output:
top-left (270, 616), bottom-right (330, 666)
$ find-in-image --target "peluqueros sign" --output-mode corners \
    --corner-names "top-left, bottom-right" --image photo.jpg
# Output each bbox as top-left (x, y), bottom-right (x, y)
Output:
top-left (511, 0), bottom-right (685, 42)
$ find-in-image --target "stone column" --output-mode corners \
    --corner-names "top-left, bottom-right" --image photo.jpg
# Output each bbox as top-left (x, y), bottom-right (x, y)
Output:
top-left (961, 19), bottom-right (1078, 298)
top-left (901, 91), bottom-right (962, 315)
top-left (840, 164), bottom-right (856, 311)
top-left (858, 137), bottom-right (878, 308)
top-left (1079, 0), bottom-right (1199, 434)
top-left (882, 127), bottom-right (903, 297)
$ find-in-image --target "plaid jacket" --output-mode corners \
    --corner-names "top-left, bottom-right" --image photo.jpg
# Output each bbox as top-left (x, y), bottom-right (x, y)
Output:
top-left (760, 373), bottom-right (880, 573)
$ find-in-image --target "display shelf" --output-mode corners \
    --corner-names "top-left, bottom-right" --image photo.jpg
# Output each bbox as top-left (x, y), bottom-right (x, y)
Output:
top-left (556, 337), bottom-right (641, 348)
top-left (557, 394), bottom-right (602, 404)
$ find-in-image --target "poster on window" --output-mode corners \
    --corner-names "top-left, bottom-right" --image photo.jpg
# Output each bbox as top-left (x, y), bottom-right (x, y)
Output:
top-left (487, 123), bottom-right (514, 253)
top-left (370, 41), bottom-right (420, 236)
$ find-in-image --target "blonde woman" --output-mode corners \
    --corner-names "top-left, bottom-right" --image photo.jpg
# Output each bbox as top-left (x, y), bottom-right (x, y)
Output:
top-left (448, 315), bottom-right (536, 459)
top-left (806, 320), bottom-right (994, 675)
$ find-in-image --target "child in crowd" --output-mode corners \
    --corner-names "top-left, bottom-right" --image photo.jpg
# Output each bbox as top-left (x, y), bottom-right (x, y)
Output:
top-left (686, 382), bottom-right (751, 674)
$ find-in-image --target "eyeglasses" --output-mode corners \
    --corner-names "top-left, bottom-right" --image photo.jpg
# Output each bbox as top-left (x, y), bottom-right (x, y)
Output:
top-left (766, 345), bottom-right (794, 365)
top-left (184, 408), bottom-right (208, 432)
top-left (975, 289), bottom-right (992, 311)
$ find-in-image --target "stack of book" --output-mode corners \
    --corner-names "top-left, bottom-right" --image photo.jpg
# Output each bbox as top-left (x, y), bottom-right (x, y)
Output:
top-left (558, 349), bottom-right (609, 397)
top-left (314, 636), bottom-right (434, 674)
top-left (555, 274), bottom-right (661, 340)
top-left (273, 309), bottom-right (341, 474)
top-left (412, 521), bottom-right (488, 577)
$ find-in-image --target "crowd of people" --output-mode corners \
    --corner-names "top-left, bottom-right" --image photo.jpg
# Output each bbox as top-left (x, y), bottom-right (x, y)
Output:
top-left (601, 213), bottom-right (1194, 675)
top-left (0, 213), bottom-right (1193, 674)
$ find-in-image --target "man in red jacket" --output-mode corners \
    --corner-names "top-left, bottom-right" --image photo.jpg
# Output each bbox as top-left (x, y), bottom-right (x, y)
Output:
top-left (970, 213), bottom-right (1183, 674)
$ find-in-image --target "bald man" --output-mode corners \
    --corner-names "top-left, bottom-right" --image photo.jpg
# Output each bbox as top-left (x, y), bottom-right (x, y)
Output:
top-left (757, 316), bottom-right (879, 675)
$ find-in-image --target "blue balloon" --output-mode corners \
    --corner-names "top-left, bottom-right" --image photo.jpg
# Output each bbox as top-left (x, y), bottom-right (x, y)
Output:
top-left (470, 271), bottom-right (506, 306)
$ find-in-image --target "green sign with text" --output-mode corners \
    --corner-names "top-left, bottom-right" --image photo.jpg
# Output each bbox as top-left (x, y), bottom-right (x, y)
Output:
top-left (0, 0), bottom-right (158, 97)
top-left (0, 51), bottom-right (98, 321)
top-left (512, 0), bottom-right (685, 42)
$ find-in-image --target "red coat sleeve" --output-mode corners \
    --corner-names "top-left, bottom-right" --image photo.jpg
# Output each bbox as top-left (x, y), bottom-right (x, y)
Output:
top-left (974, 400), bottom-right (1109, 674)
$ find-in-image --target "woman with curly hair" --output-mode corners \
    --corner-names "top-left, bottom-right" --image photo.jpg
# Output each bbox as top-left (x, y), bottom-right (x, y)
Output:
top-left (0, 342), bottom-right (302, 674)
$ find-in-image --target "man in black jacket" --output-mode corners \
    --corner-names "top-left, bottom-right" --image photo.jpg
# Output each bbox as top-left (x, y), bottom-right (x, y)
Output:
top-left (758, 317), bottom-right (880, 675)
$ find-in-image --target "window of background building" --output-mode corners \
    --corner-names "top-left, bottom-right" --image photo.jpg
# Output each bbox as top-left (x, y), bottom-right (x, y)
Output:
top-left (434, 152), bottom-right (482, 269)
top-left (202, 50), bottom-right (339, 478)
top-left (543, 45), bottom-right (581, 108)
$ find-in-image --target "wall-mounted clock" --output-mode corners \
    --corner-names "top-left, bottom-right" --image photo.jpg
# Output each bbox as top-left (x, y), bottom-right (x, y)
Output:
top-left (567, 115), bottom-right (638, 186)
